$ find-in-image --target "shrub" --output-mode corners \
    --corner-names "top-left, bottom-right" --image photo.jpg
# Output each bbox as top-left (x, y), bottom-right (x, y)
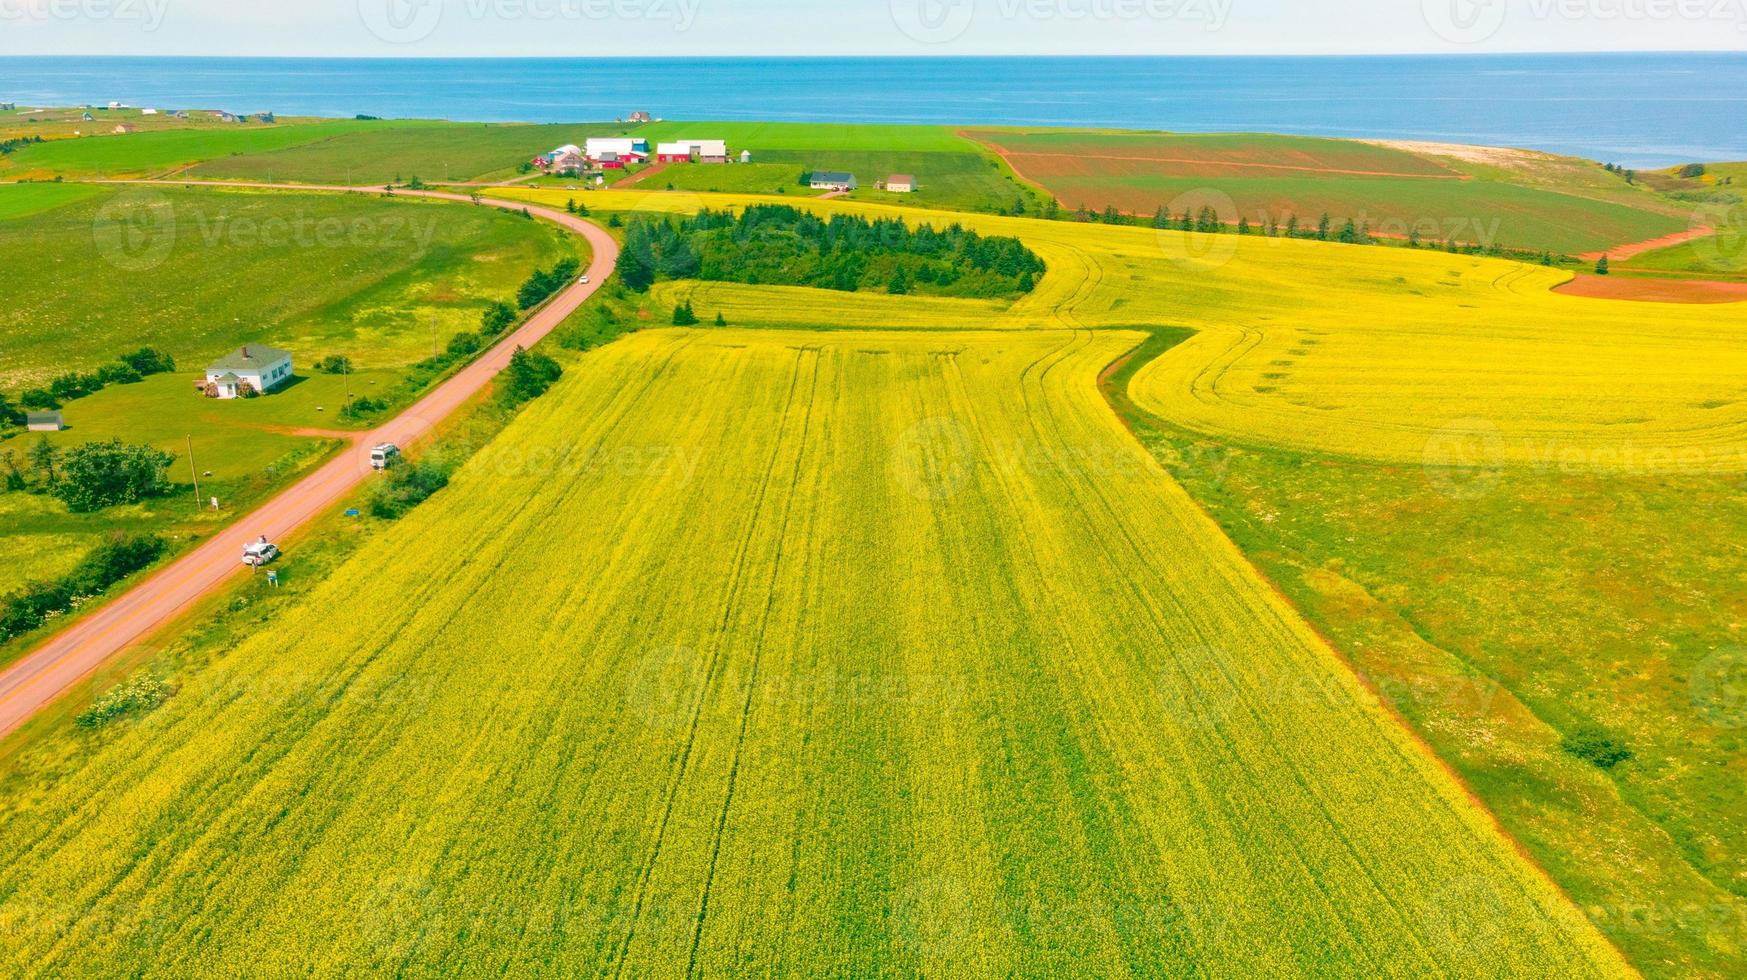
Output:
top-left (75, 675), bottom-right (171, 730)
top-left (52, 440), bottom-right (175, 513)
top-left (446, 332), bottom-right (484, 358)
top-left (314, 355), bottom-right (354, 375)
top-left (480, 301), bottom-right (518, 336)
top-left (0, 533), bottom-right (165, 643)
top-left (369, 457), bottom-right (453, 519)
top-left (95, 362), bottom-right (143, 386)
top-left (117, 347), bottom-right (176, 376)
top-left (497, 346), bottom-right (563, 407)
top-left (1562, 726), bottom-right (1632, 770)
top-left (340, 396), bottom-right (387, 420)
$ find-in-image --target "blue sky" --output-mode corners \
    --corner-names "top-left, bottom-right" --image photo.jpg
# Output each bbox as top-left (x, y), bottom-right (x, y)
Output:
top-left (3, 0), bottom-right (1744, 56)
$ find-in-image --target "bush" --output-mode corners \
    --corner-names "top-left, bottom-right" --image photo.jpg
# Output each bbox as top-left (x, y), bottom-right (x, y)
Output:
top-left (313, 355), bottom-right (354, 375)
top-left (0, 533), bottom-right (165, 643)
top-left (20, 388), bottom-right (56, 410)
top-left (52, 440), bottom-right (175, 513)
top-left (369, 457), bottom-right (452, 519)
top-left (446, 332), bottom-right (484, 358)
top-left (95, 362), bottom-right (144, 386)
top-left (1562, 726), bottom-right (1632, 770)
top-left (497, 346), bottom-right (562, 407)
top-left (76, 675), bottom-right (171, 730)
top-left (117, 347), bottom-right (176, 376)
top-left (339, 396), bottom-right (388, 421)
top-left (480, 301), bottom-right (518, 336)
top-left (62, 533), bottom-right (169, 597)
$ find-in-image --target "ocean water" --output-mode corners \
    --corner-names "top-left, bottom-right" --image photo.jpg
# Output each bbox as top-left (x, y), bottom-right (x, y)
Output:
top-left (1, 53), bottom-right (1742, 168)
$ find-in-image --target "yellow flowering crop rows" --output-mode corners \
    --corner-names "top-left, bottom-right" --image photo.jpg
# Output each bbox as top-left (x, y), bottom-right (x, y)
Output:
top-left (0, 329), bottom-right (1629, 976)
top-left (506, 188), bottom-right (1747, 473)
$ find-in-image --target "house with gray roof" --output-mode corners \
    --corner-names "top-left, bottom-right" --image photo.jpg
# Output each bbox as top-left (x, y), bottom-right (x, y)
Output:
top-left (204, 345), bottom-right (293, 399)
top-left (809, 171), bottom-right (858, 192)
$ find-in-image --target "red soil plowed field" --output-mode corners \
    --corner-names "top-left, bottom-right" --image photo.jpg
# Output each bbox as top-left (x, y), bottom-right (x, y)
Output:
top-left (1554, 273), bottom-right (1747, 303)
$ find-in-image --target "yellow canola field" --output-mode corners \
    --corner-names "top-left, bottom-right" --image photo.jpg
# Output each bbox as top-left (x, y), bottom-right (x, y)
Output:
top-left (0, 329), bottom-right (1629, 977)
top-left (504, 188), bottom-right (1747, 472)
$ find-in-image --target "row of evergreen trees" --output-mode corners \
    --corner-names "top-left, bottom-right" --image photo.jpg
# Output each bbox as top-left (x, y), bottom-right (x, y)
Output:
top-left (615, 205), bottom-right (1045, 298)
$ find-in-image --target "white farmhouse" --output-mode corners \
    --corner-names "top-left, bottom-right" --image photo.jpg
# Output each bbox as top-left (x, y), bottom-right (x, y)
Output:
top-left (204, 345), bottom-right (293, 399)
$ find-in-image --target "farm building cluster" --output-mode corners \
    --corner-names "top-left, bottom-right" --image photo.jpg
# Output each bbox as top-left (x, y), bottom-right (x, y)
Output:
top-left (532, 135), bottom-right (749, 177)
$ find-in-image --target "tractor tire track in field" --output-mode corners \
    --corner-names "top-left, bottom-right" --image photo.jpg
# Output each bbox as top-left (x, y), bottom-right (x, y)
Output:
top-left (612, 349), bottom-right (811, 977)
top-left (685, 350), bottom-right (825, 978)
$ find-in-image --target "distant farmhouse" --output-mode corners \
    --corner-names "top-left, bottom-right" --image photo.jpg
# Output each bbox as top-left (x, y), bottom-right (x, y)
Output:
top-left (113, 123), bottom-right (138, 135)
top-left (628, 110), bottom-right (653, 123)
top-left (880, 174), bottom-right (917, 193)
top-left (536, 143), bottom-right (587, 175)
top-left (656, 139), bottom-right (729, 164)
top-left (810, 171), bottom-right (858, 192)
top-left (203, 346), bottom-right (293, 399)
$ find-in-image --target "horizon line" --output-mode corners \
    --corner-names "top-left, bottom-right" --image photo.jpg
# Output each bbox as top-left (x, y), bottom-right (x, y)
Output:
top-left (2, 49), bottom-right (1742, 60)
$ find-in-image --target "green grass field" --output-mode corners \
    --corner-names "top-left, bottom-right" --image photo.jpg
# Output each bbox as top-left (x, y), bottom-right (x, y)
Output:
top-left (0, 181), bottom-right (100, 220)
top-left (187, 122), bottom-right (609, 185)
top-left (0, 119), bottom-right (383, 179)
top-left (0, 184), bottom-right (574, 387)
top-left (0, 182), bottom-right (575, 611)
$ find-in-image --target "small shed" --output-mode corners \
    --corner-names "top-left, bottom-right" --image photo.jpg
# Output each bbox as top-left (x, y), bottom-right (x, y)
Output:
top-left (740, 149), bottom-right (753, 164)
top-left (27, 411), bottom-right (65, 433)
top-left (882, 174), bottom-right (917, 193)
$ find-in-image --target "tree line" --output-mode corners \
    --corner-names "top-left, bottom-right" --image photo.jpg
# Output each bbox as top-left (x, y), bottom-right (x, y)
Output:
top-left (615, 205), bottom-right (1046, 299)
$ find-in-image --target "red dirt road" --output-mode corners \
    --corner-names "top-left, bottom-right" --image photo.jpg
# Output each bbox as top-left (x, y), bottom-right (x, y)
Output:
top-left (1577, 225), bottom-right (1713, 262)
top-left (0, 183), bottom-right (619, 740)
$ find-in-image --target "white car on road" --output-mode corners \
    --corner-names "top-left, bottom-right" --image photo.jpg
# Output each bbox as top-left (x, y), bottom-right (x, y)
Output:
top-left (242, 541), bottom-right (280, 567)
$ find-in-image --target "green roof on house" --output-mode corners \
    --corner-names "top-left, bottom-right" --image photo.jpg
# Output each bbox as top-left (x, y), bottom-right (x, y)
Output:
top-left (207, 346), bottom-right (292, 372)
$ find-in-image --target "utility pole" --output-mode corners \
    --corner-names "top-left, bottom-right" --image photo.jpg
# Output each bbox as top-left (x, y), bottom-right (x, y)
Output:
top-left (186, 434), bottom-right (201, 511)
